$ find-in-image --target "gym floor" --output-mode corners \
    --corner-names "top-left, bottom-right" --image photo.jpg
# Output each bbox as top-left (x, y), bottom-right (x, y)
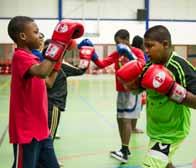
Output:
top-left (0, 75), bottom-right (195, 168)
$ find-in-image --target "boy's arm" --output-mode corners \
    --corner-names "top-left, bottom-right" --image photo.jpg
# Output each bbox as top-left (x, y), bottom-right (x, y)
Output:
top-left (94, 46), bottom-right (145, 69)
top-left (182, 92), bottom-right (196, 109)
top-left (92, 52), bottom-right (116, 68)
top-left (29, 20), bottom-right (84, 78)
top-left (45, 60), bottom-right (68, 89)
top-left (45, 71), bottom-right (58, 88)
top-left (175, 59), bottom-right (196, 109)
top-left (28, 59), bottom-right (55, 78)
top-left (62, 62), bottom-right (86, 77)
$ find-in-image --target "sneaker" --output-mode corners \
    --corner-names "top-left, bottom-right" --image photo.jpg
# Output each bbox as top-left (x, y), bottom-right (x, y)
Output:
top-left (110, 150), bottom-right (128, 163)
top-left (120, 148), bottom-right (131, 156)
top-left (58, 160), bottom-right (64, 167)
top-left (55, 134), bottom-right (61, 139)
top-left (128, 150), bottom-right (131, 156)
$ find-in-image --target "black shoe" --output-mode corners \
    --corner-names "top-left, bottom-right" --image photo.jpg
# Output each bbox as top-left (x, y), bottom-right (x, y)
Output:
top-left (110, 150), bottom-right (128, 163)
top-left (54, 134), bottom-right (61, 139)
top-left (120, 148), bottom-right (131, 156)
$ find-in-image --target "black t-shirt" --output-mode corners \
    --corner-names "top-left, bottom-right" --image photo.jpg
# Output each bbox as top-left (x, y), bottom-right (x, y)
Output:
top-left (166, 52), bottom-right (196, 94)
top-left (47, 63), bottom-right (85, 111)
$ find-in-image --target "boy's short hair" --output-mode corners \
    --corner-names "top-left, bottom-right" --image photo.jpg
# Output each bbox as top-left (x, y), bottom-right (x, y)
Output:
top-left (8, 16), bottom-right (34, 43)
top-left (132, 35), bottom-right (143, 49)
top-left (144, 25), bottom-right (172, 46)
top-left (42, 39), bottom-right (51, 56)
top-left (114, 29), bottom-right (130, 42)
top-left (44, 39), bottom-right (51, 47)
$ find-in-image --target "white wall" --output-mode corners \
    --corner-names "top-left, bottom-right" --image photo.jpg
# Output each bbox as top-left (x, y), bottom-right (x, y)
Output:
top-left (1, 19), bottom-right (146, 44)
top-left (80, 20), bottom-right (145, 44)
top-left (1, 0), bottom-right (196, 44)
top-left (2, 19), bottom-right (196, 45)
top-left (62, 0), bottom-right (144, 19)
top-left (150, 0), bottom-right (196, 20)
top-left (0, 0), bottom-right (57, 18)
top-left (0, 0), bottom-right (144, 19)
top-left (2, 0), bottom-right (196, 20)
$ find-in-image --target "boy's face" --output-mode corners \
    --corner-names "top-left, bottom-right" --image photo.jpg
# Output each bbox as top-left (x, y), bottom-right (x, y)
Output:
top-left (19, 22), bottom-right (41, 50)
top-left (144, 38), bottom-right (169, 64)
top-left (115, 37), bottom-right (129, 46)
top-left (38, 33), bottom-right (45, 51)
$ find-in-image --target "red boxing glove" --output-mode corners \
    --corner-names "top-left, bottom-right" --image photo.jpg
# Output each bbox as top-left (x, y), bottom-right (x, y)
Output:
top-left (52, 20), bottom-right (84, 45)
top-left (141, 64), bottom-right (187, 103)
top-left (116, 60), bottom-right (145, 91)
top-left (44, 20), bottom-right (84, 61)
top-left (117, 60), bottom-right (145, 82)
top-left (53, 52), bottom-right (64, 72)
top-left (44, 41), bottom-right (65, 61)
top-left (78, 46), bottom-right (95, 69)
top-left (67, 39), bottom-right (77, 50)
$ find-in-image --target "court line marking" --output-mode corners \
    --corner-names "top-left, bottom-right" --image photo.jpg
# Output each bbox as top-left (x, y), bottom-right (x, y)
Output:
top-left (0, 79), bottom-right (10, 90)
top-left (68, 77), bottom-right (117, 129)
top-left (79, 95), bottom-right (116, 128)
top-left (57, 140), bottom-right (196, 167)
top-left (69, 82), bottom-right (196, 168)
top-left (58, 145), bottom-right (147, 160)
top-left (0, 125), bottom-right (8, 147)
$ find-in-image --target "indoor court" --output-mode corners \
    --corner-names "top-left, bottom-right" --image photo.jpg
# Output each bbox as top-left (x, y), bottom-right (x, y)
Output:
top-left (0, 0), bottom-right (196, 167)
top-left (0, 75), bottom-right (195, 168)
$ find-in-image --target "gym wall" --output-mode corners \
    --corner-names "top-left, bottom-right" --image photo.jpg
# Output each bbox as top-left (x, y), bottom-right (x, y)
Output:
top-left (0, 0), bottom-right (195, 74)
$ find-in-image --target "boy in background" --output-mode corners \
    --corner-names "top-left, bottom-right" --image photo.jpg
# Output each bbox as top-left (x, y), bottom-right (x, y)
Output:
top-left (42, 39), bottom-right (89, 141)
top-left (78, 29), bottom-right (145, 163)
top-left (131, 35), bottom-right (146, 133)
top-left (33, 38), bottom-right (93, 167)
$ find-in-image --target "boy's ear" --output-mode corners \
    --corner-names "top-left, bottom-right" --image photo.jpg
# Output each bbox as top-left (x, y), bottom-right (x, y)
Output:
top-left (162, 40), bottom-right (169, 48)
top-left (19, 32), bottom-right (26, 41)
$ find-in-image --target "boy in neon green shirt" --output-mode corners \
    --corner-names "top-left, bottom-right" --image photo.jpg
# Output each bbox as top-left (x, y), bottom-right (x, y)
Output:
top-left (142, 25), bottom-right (196, 168)
top-left (117, 25), bottom-right (196, 167)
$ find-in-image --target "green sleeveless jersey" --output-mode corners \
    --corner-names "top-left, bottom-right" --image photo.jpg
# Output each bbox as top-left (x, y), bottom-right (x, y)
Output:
top-left (146, 52), bottom-right (196, 143)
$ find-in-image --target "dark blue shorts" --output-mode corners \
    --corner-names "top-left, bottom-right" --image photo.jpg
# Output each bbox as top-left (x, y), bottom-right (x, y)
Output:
top-left (12, 136), bottom-right (59, 168)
